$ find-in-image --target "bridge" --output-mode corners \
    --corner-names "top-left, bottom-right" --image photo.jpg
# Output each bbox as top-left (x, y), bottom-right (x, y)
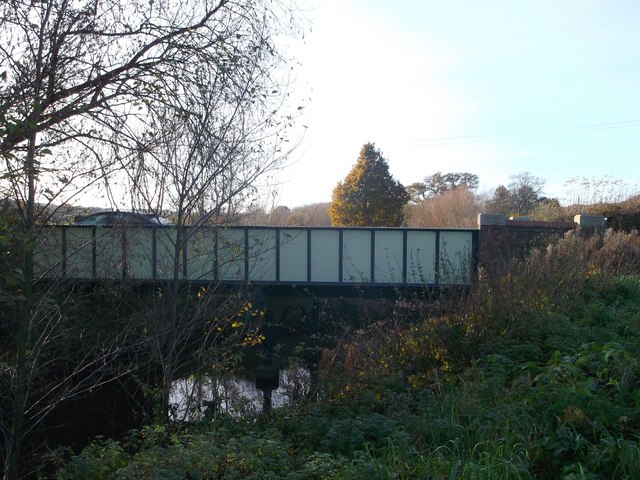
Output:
top-left (32, 217), bottom-right (604, 400)
top-left (34, 225), bottom-right (478, 295)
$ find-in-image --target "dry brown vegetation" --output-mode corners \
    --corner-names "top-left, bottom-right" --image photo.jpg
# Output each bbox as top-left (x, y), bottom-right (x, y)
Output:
top-left (239, 203), bottom-right (331, 226)
top-left (404, 186), bottom-right (482, 228)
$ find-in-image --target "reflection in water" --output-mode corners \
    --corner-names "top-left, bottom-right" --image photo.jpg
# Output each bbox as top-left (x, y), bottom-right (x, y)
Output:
top-left (170, 368), bottom-right (310, 420)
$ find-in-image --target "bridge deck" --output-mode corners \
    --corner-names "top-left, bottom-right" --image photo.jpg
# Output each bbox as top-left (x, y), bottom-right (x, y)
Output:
top-left (34, 226), bottom-right (478, 289)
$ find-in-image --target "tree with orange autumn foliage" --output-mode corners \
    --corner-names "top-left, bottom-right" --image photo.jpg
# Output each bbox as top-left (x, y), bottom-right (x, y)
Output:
top-left (329, 143), bottom-right (408, 227)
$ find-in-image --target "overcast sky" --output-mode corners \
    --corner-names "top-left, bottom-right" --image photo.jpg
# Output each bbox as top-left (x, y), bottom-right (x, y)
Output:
top-left (275, 0), bottom-right (640, 207)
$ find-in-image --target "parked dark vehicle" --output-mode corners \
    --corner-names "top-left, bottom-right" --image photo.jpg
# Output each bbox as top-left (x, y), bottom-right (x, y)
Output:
top-left (73, 211), bottom-right (172, 226)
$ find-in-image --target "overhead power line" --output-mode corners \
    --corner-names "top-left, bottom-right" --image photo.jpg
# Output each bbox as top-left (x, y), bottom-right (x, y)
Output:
top-left (392, 119), bottom-right (640, 148)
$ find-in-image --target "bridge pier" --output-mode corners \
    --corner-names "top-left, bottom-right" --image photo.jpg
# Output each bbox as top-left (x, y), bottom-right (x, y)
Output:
top-left (250, 288), bottom-right (324, 413)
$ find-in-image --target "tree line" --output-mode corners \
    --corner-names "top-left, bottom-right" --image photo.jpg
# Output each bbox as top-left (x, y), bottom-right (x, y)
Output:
top-left (326, 142), bottom-right (563, 227)
top-left (281, 142), bottom-right (560, 228)
top-left (262, 142), bottom-right (638, 230)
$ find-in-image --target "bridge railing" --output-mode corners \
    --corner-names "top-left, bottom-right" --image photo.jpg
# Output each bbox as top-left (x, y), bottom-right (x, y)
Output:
top-left (34, 225), bottom-right (478, 288)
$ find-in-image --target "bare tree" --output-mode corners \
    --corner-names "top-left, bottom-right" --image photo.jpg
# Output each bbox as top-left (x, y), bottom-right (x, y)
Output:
top-left (486, 172), bottom-right (547, 217)
top-left (128, 47), bottom-right (301, 418)
top-left (0, 1), bottom-right (303, 477)
top-left (508, 172), bottom-right (545, 216)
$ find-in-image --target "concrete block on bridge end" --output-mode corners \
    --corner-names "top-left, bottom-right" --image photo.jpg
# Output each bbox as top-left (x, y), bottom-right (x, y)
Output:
top-left (574, 215), bottom-right (606, 228)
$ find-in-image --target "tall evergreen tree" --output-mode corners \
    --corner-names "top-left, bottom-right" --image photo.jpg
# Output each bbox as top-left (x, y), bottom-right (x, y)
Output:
top-left (329, 143), bottom-right (408, 226)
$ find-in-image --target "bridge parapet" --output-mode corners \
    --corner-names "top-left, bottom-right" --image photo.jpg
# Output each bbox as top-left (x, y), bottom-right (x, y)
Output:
top-left (476, 213), bottom-right (606, 276)
top-left (34, 226), bottom-right (478, 289)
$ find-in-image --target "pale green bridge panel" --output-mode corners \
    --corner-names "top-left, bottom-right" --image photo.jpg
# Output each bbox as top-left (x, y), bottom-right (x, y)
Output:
top-left (406, 230), bottom-right (437, 284)
top-left (218, 228), bottom-right (245, 281)
top-left (187, 228), bottom-right (215, 281)
top-left (310, 230), bottom-right (339, 282)
top-left (373, 230), bottom-right (403, 284)
top-left (279, 229), bottom-right (307, 282)
top-left (34, 226), bottom-right (476, 287)
top-left (439, 231), bottom-right (474, 285)
top-left (248, 229), bottom-right (277, 282)
top-left (343, 230), bottom-right (371, 283)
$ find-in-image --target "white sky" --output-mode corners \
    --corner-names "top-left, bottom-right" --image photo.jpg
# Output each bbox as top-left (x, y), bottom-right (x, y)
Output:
top-left (276, 0), bottom-right (640, 207)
